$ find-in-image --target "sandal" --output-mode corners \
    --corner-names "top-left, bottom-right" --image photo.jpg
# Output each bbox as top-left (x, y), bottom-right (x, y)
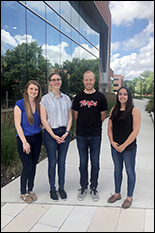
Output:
top-left (20, 194), bottom-right (33, 203)
top-left (122, 198), bottom-right (132, 209)
top-left (28, 191), bottom-right (37, 201)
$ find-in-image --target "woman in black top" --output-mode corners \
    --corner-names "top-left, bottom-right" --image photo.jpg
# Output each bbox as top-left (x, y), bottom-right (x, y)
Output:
top-left (107, 87), bottom-right (141, 208)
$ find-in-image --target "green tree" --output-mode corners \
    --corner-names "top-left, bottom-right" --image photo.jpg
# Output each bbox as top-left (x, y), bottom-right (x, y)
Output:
top-left (110, 77), bottom-right (113, 92)
top-left (124, 80), bottom-right (134, 95)
top-left (1, 55), bottom-right (8, 70)
top-left (141, 71), bottom-right (154, 94)
top-left (59, 69), bottom-right (71, 95)
top-left (1, 42), bottom-right (51, 104)
top-left (133, 71), bottom-right (154, 96)
top-left (63, 58), bottom-right (99, 94)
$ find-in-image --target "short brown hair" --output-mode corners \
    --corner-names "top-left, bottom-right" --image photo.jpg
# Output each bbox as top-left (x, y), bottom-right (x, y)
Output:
top-left (48, 72), bottom-right (61, 81)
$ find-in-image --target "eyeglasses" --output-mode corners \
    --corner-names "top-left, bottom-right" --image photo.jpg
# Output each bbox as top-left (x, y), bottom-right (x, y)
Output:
top-left (50, 78), bottom-right (62, 82)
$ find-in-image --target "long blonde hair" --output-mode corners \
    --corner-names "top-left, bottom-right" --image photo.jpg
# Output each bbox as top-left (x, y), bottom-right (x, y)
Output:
top-left (23, 80), bottom-right (42, 125)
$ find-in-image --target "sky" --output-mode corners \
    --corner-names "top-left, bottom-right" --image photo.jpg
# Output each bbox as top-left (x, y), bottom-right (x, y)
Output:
top-left (109, 1), bottom-right (154, 80)
top-left (1, 1), bottom-right (154, 81)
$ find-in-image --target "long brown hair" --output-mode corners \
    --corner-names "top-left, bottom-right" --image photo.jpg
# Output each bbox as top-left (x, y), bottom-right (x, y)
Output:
top-left (23, 80), bottom-right (42, 125)
top-left (110, 86), bottom-right (134, 120)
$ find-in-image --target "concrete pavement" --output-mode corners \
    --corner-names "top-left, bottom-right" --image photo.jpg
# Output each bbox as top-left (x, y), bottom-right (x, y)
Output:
top-left (1, 98), bottom-right (154, 232)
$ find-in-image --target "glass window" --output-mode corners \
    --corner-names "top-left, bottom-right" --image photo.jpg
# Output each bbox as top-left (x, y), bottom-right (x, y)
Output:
top-left (47, 25), bottom-right (60, 67)
top-left (1, 0), bottom-right (103, 104)
top-left (60, 34), bottom-right (71, 65)
top-left (26, 1), bottom-right (46, 19)
top-left (46, 1), bottom-right (60, 14)
top-left (70, 2), bottom-right (79, 44)
top-left (59, 1), bottom-right (71, 38)
top-left (1, 1), bottom-right (26, 54)
top-left (27, 10), bottom-right (45, 47)
top-left (1, 1), bottom-right (27, 104)
top-left (59, 1), bottom-right (71, 26)
top-left (27, 9), bottom-right (47, 93)
top-left (46, 1), bottom-right (59, 29)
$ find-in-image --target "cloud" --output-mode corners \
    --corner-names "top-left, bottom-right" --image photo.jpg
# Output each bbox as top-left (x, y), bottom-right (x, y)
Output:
top-left (1, 29), bottom-right (99, 67)
top-left (1, 29), bottom-right (17, 53)
top-left (42, 42), bottom-right (99, 65)
top-left (1, 29), bottom-right (17, 47)
top-left (109, 1), bottom-right (154, 26)
top-left (111, 53), bottom-right (120, 62)
top-left (1, 26), bottom-right (153, 81)
top-left (109, 1), bottom-right (154, 80)
top-left (14, 34), bottom-right (35, 44)
top-left (110, 37), bottom-right (154, 80)
top-left (111, 20), bottom-right (154, 53)
top-left (111, 41), bottom-right (120, 53)
top-left (1, 29), bottom-right (35, 53)
top-left (122, 21), bottom-right (154, 51)
top-left (71, 44), bottom-right (99, 60)
top-left (42, 42), bottom-right (71, 65)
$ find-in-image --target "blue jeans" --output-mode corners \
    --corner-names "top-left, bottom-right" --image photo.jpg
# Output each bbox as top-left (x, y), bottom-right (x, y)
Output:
top-left (17, 131), bottom-right (42, 194)
top-left (76, 135), bottom-right (101, 190)
top-left (44, 127), bottom-right (70, 191)
top-left (111, 146), bottom-right (137, 197)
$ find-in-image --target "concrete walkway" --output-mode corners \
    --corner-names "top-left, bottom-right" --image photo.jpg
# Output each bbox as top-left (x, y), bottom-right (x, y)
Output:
top-left (1, 99), bottom-right (154, 232)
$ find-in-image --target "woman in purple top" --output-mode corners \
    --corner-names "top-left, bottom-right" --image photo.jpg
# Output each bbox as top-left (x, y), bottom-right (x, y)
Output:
top-left (14, 80), bottom-right (42, 203)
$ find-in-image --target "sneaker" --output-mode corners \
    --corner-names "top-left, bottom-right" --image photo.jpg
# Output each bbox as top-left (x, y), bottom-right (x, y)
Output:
top-left (50, 190), bottom-right (58, 201)
top-left (77, 188), bottom-right (87, 201)
top-left (58, 189), bottom-right (67, 200)
top-left (90, 188), bottom-right (99, 202)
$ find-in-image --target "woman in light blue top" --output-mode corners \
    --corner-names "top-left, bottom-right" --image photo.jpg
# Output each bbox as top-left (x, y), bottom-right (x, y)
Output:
top-left (40, 72), bottom-right (72, 201)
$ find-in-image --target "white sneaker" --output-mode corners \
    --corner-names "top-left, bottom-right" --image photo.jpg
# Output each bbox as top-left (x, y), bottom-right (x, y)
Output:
top-left (77, 188), bottom-right (87, 201)
top-left (90, 188), bottom-right (99, 202)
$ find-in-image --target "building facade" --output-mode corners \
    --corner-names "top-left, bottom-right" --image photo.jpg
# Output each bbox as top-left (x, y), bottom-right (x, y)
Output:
top-left (1, 1), bottom-right (113, 103)
top-left (94, 1), bottom-right (114, 93)
top-left (113, 74), bottom-right (124, 92)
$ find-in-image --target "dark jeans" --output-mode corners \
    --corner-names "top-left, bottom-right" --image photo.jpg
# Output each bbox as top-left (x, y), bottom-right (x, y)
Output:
top-left (44, 127), bottom-right (70, 191)
top-left (111, 146), bottom-right (137, 197)
top-left (76, 135), bottom-right (101, 190)
top-left (17, 131), bottom-right (42, 194)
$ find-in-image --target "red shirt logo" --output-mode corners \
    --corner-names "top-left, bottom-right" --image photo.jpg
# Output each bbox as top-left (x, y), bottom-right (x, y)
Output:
top-left (80, 100), bottom-right (97, 108)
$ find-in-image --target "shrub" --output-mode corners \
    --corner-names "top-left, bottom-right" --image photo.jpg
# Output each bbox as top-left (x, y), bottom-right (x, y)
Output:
top-left (145, 94), bottom-right (154, 113)
top-left (70, 111), bottom-right (76, 139)
top-left (1, 107), bottom-right (20, 177)
top-left (105, 92), bottom-right (116, 115)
